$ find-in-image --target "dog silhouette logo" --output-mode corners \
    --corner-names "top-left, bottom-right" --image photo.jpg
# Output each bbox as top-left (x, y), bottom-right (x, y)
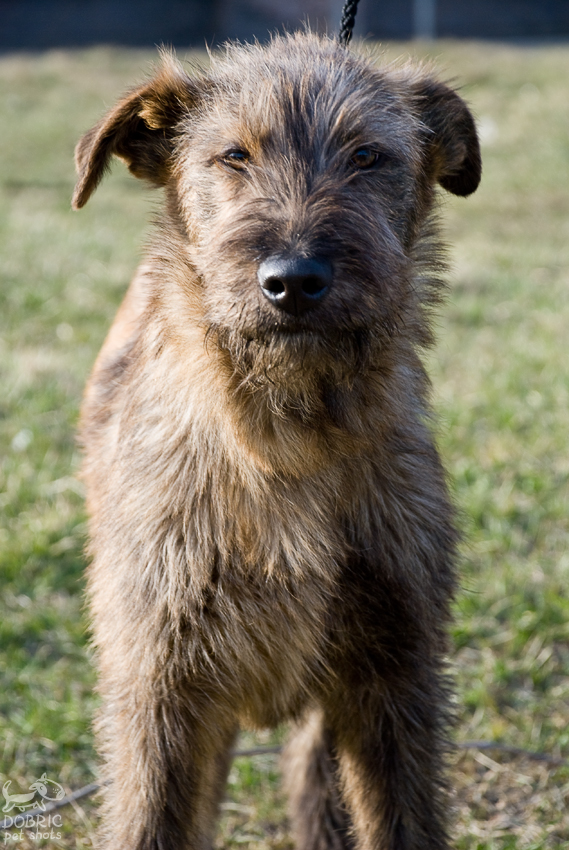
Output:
top-left (2, 774), bottom-right (64, 813)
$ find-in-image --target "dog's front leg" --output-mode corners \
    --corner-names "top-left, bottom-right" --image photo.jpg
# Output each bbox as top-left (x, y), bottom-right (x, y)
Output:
top-left (329, 671), bottom-right (452, 850)
top-left (326, 653), bottom-right (453, 850)
top-left (94, 666), bottom-right (237, 850)
top-left (323, 572), bottom-right (454, 850)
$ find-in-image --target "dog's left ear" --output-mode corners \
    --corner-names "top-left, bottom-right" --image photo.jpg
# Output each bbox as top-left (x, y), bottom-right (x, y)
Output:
top-left (72, 53), bottom-right (200, 209)
top-left (416, 80), bottom-right (481, 197)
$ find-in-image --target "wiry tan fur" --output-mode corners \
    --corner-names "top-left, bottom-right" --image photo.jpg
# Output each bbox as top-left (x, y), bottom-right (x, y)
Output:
top-left (73, 32), bottom-right (481, 850)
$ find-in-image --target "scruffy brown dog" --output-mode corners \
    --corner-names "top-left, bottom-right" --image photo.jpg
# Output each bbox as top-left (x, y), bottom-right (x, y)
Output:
top-left (73, 32), bottom-right (480, 850)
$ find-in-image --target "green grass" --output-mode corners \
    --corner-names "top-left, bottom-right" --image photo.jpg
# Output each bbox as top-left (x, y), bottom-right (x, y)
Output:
top-left (1, 40), bottom-right (568, 848)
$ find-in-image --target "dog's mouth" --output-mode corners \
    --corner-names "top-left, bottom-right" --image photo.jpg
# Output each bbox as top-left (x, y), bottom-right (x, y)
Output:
top-left (251, 321), bottom-right (327, 341)
top-left (209, 319), bottom-right (382, 390)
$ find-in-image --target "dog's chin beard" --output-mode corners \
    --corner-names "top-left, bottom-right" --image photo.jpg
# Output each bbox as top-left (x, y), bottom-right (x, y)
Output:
top-left (209, 323), bottom-right (382, 408)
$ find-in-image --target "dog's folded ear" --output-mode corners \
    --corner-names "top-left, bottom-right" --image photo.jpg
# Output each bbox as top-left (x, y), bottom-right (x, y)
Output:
top-left (416, 79), bottom-right (481, 197)
top-left (72, 53), bottom-right (200, 209)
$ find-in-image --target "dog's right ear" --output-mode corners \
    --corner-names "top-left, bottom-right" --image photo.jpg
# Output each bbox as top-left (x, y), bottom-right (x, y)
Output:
top-left (72, 53), bottom-right (200, 209)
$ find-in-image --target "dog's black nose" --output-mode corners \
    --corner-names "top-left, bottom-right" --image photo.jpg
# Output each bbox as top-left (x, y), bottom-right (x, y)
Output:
top-left (258, 256), bottom-right (332, 316)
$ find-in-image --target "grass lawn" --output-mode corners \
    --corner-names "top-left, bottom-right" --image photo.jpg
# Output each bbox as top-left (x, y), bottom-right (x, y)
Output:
top-left (1, 38), bottom-right (568, 849)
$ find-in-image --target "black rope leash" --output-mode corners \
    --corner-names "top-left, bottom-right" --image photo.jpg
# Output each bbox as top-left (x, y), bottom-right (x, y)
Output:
top-left (338, 0), bottom-right (361, 46)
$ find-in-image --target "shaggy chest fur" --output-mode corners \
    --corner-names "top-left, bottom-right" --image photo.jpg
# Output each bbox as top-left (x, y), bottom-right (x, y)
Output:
top-left (83, 297), bottom-right (453, 729)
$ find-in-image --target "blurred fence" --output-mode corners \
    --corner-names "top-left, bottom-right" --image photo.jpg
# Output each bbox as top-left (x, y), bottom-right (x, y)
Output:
top-left (1, 0), bottom-right (569, 51)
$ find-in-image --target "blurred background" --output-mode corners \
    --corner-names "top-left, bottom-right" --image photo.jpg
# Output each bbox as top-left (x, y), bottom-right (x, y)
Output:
top-left (1, 1), bottom-right (569, 848)
top-left (2, 0), bottom-right (569, 50)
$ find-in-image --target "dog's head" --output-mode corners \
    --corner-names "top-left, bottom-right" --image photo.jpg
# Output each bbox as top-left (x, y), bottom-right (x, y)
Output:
top-left (74, 34), bottom-right (480, 387)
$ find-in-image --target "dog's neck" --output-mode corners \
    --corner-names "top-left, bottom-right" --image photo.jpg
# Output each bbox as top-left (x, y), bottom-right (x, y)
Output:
top-left (142, 235), bottom-right (425, 479)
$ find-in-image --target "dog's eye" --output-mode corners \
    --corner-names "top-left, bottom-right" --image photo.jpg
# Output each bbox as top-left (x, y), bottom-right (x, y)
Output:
top-left (221, 150), bottom-right (250, 170)
top-left (350, 148), bottom-right (385, 170)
